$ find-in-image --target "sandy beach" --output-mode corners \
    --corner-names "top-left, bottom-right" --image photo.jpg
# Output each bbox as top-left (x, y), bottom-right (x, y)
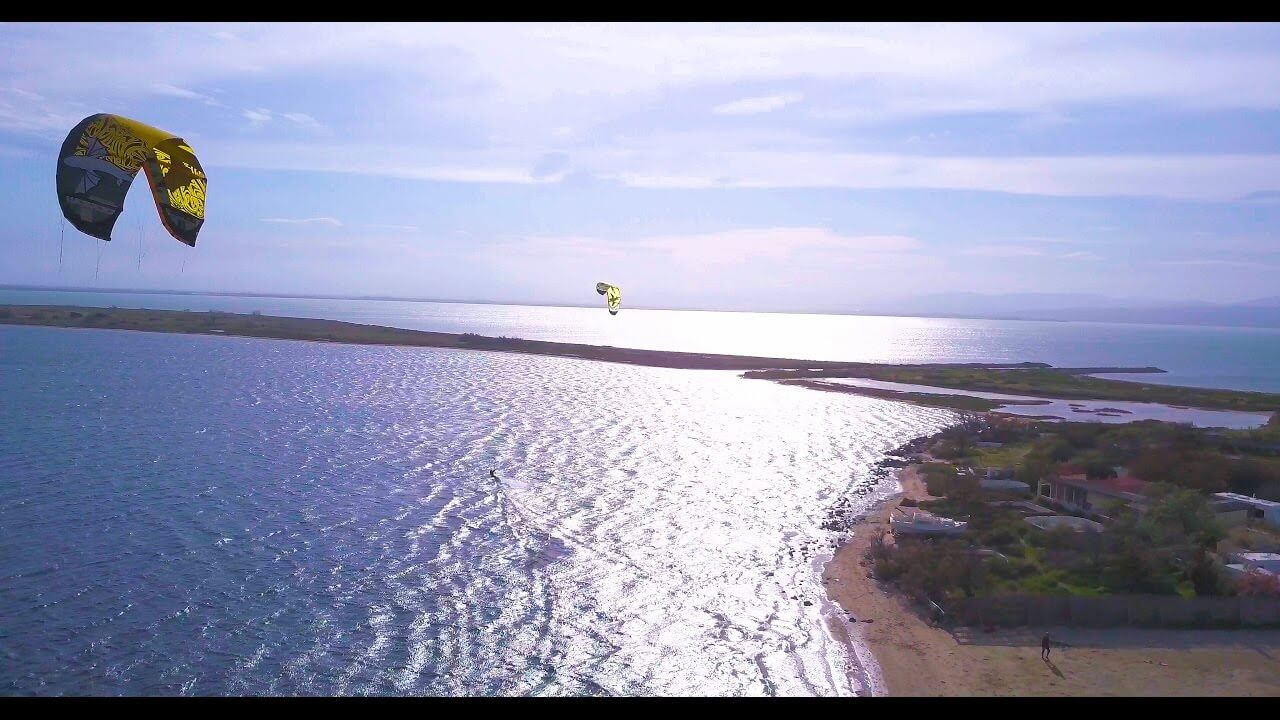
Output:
top-left (824, 465), bottom-right (1280, 696)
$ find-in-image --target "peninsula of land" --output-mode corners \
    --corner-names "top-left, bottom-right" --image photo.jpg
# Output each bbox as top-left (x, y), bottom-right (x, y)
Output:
top-left (4, 305), bottom-right (1278, 416)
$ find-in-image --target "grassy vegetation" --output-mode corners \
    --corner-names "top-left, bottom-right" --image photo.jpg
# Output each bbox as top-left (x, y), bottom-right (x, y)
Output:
top-left (780, 379), bottom-right (1008, 412)
top-left (1220, 411), bottom-right (1280, 451)
top-left (970, 443), bottom-right (1032, 470)
top-left (877, 367), bottom-right (1280, 412)
top-left (925, 416), bottom-right (1280, 501)
top-left (876, 486), bottom-right (1228, 601)
top-left (872, 416), bottom-right (1280, 603)
top-left (751, 365), bottom-right (1280, 413)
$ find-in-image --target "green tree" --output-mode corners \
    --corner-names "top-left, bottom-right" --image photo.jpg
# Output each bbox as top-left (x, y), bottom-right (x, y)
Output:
top-left (1072, 450), bottom-right (1117, 480)
top-left (1017, 449), bottom-right (1055, 490)
top-left (1189, 552), bottom-right (1232, 597)
top-left (1128, 448), bottom-right (1175, 484)
top-left (1141, 484), bottom-right (1225, 552)
top-left (1100, 505), bottom-right (1177, 594)
top-left (1256, 479), bottom-right (1280, 503)
top-left (1226, 457), bottom-right (1280, 497)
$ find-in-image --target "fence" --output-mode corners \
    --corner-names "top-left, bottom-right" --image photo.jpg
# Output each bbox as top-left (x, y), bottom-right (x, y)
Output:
top-left (942, 594), bottom-right (1280, 628)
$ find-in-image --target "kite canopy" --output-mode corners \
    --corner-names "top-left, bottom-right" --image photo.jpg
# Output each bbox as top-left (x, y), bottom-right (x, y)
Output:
top-left (56, 113), bottom-right (207, 247)
top-left (595, 282), bottom-right (621, 315)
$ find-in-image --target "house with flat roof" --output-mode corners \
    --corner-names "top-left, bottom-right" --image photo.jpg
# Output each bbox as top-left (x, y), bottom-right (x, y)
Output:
top-left (1025, 515), bottom-right (1105, 533)
top-left (988, 499), bottom-right (1055, 517)
top-left (1208, 495), bottom-right (1253, 528)
top-left (1038, 470), bottom-right (1152, 516)
top-left (980, 478), bottom-right (1031, 493)
top-left (1223, 552), bottom-right (1280, 579)
top-left (1214, 493), bottom-right (1280, 529)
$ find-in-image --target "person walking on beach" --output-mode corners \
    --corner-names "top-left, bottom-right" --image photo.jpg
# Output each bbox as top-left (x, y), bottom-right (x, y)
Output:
top-left (1041, 632), bottom-right (1052, 660)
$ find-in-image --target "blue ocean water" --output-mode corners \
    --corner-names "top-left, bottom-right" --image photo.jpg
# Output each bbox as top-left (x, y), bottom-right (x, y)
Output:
top-left (3, 291), bottom-right (1279, 696)
top-left (0, 325), bottom-right (955, 696)
top-left (3, 288), bottom-right (1279, 393)
top-left (820, 378), bottom-right (1272, 429)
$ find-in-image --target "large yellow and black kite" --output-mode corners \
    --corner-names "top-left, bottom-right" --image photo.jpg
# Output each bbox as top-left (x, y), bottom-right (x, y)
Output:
top-left (56, 114), bottom-right (207, 247)
top-left (596, 282), bottom-right (621, 315)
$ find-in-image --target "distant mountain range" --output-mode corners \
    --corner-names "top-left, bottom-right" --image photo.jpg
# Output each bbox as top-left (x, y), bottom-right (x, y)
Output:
top-left (852, 293), bottom-right (1280, 328)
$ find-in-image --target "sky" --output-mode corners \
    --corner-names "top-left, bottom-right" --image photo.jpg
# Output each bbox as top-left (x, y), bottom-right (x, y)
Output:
top-left (2, 22), bottom-right (1279, 313)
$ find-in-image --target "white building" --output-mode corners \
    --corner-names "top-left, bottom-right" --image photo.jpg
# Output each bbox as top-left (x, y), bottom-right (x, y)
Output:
top-left (1213, 493), bottom-right (1280, 529)
top-left (1224, 552), bottom-right (1280, 579)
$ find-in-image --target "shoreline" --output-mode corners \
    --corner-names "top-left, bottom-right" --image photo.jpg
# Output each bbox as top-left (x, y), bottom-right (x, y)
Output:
top-left (784, 378), bottom-right (1274, 428)
top-left (824, 436), bottom-right (1280, 696)
top-left (9, 306), bottom-right (1276, 418)
top-left (0, 305), bottom-right (1071, 373)
top-left (824, 459), bottom-right (956, 696)
top-left (12, 303), bottom-right (1264, 419)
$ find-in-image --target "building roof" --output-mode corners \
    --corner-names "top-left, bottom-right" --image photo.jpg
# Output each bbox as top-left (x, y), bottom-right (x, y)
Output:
top-left (1225, 564), bottom-right (1278, 577)
top-left (990, 500), bottom-right (1054, 516)
top-left (1055, 473), bottom-right (1152, 500)
top-left (980, 478), bottom-right (1031, 491)
top-left (1210, 497), bottom-right (1252, 512)
top-left (1227, 553), bottom-right (1280, 574)
top-left (1026, 515), bottom-right (1105, 533)
top-left (1234, 552), bottom-right (1280, 563)
top-left (1215, 492), bottom-right (1280, 510)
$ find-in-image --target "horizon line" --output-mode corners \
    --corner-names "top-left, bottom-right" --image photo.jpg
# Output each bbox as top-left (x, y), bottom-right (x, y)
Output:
top-left (0, 283), bottom-right (1277, 330)
top-left (0, 282), bottom-right (977, 318)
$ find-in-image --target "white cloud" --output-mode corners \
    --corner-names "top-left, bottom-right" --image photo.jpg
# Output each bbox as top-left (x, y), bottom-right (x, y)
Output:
top-left (1238, 191), bottom-right (1280, 205)
top-left (5, 23), bottom-right (1280, 204)
top-left (638, 228), bottom-right (917, 265)
top-left (1206, 236), bottom-right (1280, 254)
top-left (593, 149), bottom-right (1280, 202)
top-left (243, 108), bottom-right (272, 126)
top-left (260, 217), bottom-right (343, 226)
top-left (962, 244), bottom-right (1045, 257)
top-left (713, 93), bottom-right (803, 115)
top-left (0, 86), bottom-right (82, 135)
top-left (960, 246), bottom-right (1099, 260)
top-left (201, 140), bottom-right (563, 185)
top-left (1159, 258), bottom-right (1279, 268)
top-left (152, 83), bottom-right (220, 105)
top-left (240, 108), bottom-right (325, 132)
top-left (195, 135), bottom-right (1280, 201)
top-left (494, 227), bottom-right (919, 267)
top-left (476, 227), bottom-right (936, 309)
top-left (280, 112), bottom-right (324, 131)
top-left (10, 24), bottom-right (1280, 121)
top-left (0, 143), bottom-right (32, 158)
top-left (1020, 236), bottom-right (1079, 244)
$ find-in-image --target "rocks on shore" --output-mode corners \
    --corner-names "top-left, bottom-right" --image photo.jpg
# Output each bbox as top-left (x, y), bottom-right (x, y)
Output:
top-left (819, 434), bottom-right (936, 536)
